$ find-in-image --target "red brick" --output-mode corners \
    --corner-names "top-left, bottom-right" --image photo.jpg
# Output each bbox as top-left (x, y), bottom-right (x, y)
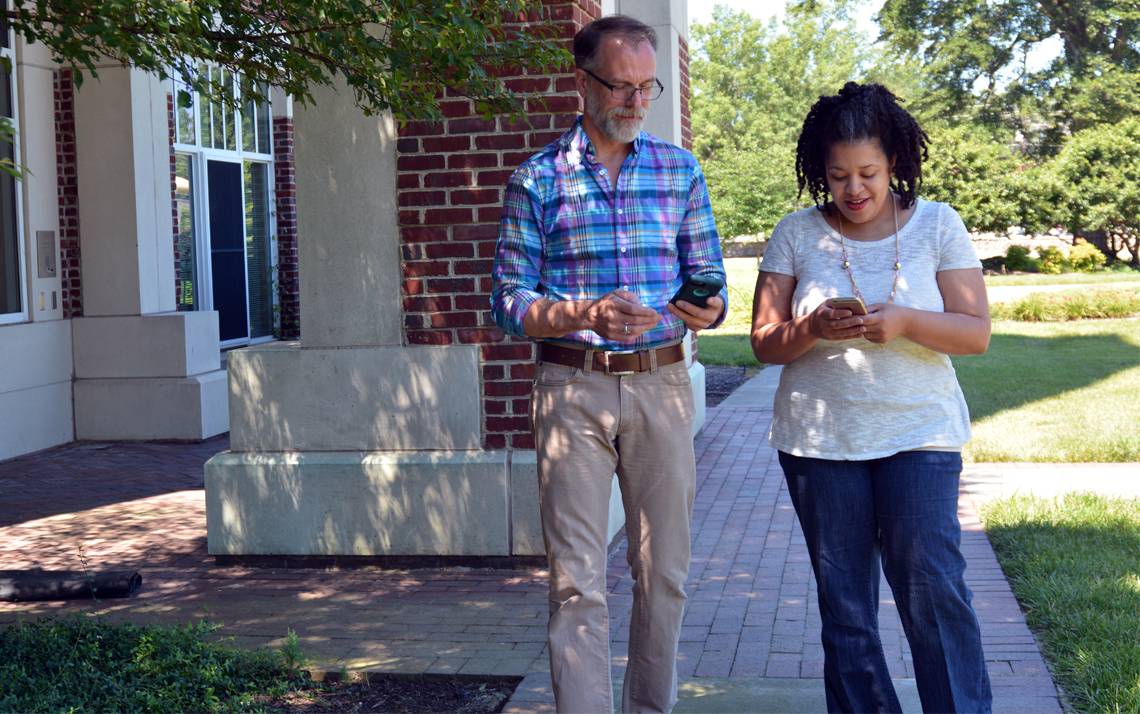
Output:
top-left (502, 114), bottom-right (552, 132)
top-left (478, 169), bottom-right (515, 187)
top-left (403, 279), bottom-right (425, 295)
top-left (426, 277), bottom-right (476, 292)
top-left (482, 343), bottom-right (533, 361)
top-left (483, 365), bottom-right (505, 381)
top-left (511, 433), bottom-right (536, 449)
top-left (397, 154), bottom-right (445, 171)
top-left (456, 294), bottom-right (491, 310)
top-left (448, 117), bottom-right (498, 134)
top-left (555, 76), bottom-right (579, 92)
top-left (440, 99), bottom-right (473, 118)
top-left (527, 95), bottom-right (581, 114)
top-left (398, 190), bottom-right (447, 207)
top-left (458, 327), bottom-right (505, 343)
top-left (431, 311), bottom-right (478, 328)
top-left (485, 380), bottom-right (533, 397)
top-left (486, 416), bottom-right (531, 432)
top-left (404, 295), bottom-right (452, 312)
top-left (422, 136), bottom-right (472, 153)
top-left (485, 433), bottom-right (507, 449)
top-left (399, 210), bottom-right (422, 225)
top-left (484, 398), bottom-right (507, 413)
top-left (529, 131), bottom-right (563, 148)
top-left (424, 171), bottom-right (473, 188)
top-left (396, 137), bottom-right (419, 152)
top-left (505, 78), bottom-right (552, 93)
top-left (511, 398), bottom-right (530, 413)
top-left (399, 120), bottom-right (445, 136)
top-left (397, 173), bottom-right (420, 189)
top-left (454, 259), bottom-right (493, 275)
top-left (553, 113), bottom-right (578, 129)
top-left (503, 151), bottom-right (537, 165)
top-left (403, 261), bottom-right (450, 277)
top-left (400, 226), bottom-right (449, 243)
top-left (477, 207), bottom-right (503, 223)
top-left (424, 208), bottom-right (473, 225)
top-left (451, 188), bottom-right (501, 205)
top-left (407, 330), bottom-right (452, 345)
top-left (476, 134), bottom-right (527, 150)
top-left (425, 243), bottom-right (474, 258)
top-left (453, 224), bottom-right (499, 242)
top-left (510, 363), bottom-right (536, 379)
top-left (449, 153), bottom-right (500, 169)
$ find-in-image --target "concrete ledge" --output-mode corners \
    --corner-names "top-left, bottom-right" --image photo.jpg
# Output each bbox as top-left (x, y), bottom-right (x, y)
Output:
top-left (226, 343), bottom-right (482, 451)
top-left (74, 370), bottom-right (228, 440)
top-left (205, 450), bottom-right (510, 556)
top-left (0, 320), bottom-right (73, 393)
top-left (72, 311), bottom-right (220, 379)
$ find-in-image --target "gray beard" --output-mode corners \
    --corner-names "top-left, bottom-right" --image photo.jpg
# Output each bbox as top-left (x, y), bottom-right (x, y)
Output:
top-left (587, 98), bottom-right (646, 144)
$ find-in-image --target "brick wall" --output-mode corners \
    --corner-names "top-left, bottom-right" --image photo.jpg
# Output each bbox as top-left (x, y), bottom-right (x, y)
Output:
top-left (396, 0), bottom-right (600, 450)
top-left (273, 117), bottom-right (300, 340)
top-left (679, 35), bottom-right (692, 152)
top-left (53, 70), bottom-right (82, 318)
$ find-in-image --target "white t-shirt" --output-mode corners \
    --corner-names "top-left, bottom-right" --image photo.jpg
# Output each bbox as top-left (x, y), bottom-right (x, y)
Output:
top-left (760, 199), bottom-right (982, 460)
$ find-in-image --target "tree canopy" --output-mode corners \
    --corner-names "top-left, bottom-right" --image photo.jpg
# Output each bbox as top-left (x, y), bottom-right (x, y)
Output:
top-left (5, 0), bottom-right (568, 119)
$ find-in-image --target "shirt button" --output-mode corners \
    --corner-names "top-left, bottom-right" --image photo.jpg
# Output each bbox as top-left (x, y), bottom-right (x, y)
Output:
top-left (620, 247), bottom-right (627, 253)
top-left (617, 208), bottom-right (624, 215)
top-left (623, 285), bottom-right (630, 291)
top-left (599, 168), bottom-right (607, 174)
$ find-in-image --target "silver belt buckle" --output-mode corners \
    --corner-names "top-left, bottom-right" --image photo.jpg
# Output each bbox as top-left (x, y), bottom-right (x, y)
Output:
top-left (602, 349), bottom-right (638, 376)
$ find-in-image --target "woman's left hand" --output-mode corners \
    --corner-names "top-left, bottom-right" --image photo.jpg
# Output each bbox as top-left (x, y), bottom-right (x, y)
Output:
top-left (861, 303), bottom-right (911, 344)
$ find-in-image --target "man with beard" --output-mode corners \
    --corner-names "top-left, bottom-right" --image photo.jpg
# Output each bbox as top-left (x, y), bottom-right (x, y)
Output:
top-left (491, 15), bottom-right (727, 713)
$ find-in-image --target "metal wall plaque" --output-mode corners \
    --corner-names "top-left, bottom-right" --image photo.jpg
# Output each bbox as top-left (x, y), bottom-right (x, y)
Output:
top-left (36, 230), bottom-right (57, 278)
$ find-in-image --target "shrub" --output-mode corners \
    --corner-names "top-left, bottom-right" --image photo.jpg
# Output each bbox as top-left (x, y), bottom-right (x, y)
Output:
top-left (1068, 241), bottom-right (1108, 272)
top-left (1037, 246), bottom-right (1068, 274)
top-left (1004, 245), bottom-right (1039, 272)
top-left (990, 289), bottom-right (1140, 321)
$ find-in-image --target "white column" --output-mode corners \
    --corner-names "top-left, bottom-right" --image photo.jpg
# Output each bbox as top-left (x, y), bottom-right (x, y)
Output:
top-left (70, 66), bottom-right (226, 440)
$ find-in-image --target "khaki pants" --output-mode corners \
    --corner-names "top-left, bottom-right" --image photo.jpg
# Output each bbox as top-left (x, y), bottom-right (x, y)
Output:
top-left (531, 356), bottom-right (696, 714)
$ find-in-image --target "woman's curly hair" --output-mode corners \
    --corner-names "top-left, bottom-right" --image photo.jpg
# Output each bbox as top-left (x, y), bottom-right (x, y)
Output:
top-left (795, 82), bottom-right (929, 210)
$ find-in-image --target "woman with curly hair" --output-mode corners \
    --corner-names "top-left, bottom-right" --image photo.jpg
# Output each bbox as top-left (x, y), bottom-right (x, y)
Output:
top-left (751, 82), bottom-right (993, 713)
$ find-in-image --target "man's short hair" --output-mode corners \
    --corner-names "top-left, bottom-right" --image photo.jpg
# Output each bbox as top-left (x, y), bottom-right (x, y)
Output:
top-left (573, 15), bottom-right (658, 71)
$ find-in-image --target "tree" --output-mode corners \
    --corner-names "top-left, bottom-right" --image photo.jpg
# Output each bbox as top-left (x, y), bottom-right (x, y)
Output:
top-left (920, 123), bottom-right (1024, 232)
top-left (1048, 119), bottom-right (1140, 266)
top-left (877, 0), bottom-right (1140, 155)
top-left (690, 1), bottom-right (870, 238)
top-left (4, 0), bottom-right (568, 119)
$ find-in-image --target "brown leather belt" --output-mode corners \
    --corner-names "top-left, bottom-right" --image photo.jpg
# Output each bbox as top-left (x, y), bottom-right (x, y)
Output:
top-left (538, 342), bottom-right (685, 375)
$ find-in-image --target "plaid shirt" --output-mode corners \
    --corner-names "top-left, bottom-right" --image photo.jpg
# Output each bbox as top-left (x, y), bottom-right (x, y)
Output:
top-left (491, 117), bottom-right (727, 350)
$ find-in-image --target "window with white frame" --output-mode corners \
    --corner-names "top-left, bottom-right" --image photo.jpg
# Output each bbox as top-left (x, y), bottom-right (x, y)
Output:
top-left (0, 8), bottom-right (25, 324)
top-left (171, 68), bottom-right (275, 345)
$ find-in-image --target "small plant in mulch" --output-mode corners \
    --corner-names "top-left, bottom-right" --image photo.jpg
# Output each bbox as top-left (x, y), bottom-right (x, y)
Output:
top-left (0, 616), bottom-right (518, 713)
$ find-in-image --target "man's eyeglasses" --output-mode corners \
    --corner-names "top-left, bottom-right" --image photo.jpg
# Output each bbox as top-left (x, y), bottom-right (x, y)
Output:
top-left (581, 68), bottom-right (665, 102)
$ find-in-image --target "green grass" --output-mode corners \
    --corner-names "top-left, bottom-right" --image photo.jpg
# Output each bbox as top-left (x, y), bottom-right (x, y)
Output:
top-left (0, 617), bottom-right (307, 712)
top-left (984, 267), bottom-right (1140, 286)
top-left (954, 319), bottom-right (1140, 462)
top-left (990, 289), bottom-right (1140, 321)
top-left (698, 257), bottom-right (760, 365)
top-left (981, 494), bottom-right (1140, 713)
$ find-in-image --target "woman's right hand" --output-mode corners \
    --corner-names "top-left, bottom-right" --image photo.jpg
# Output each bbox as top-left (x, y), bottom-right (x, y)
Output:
top-left (808, 301), bottom-right (866, 341)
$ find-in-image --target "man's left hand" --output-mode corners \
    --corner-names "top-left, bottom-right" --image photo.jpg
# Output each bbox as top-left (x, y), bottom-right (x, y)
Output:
top-left (667, 296), bottom-right (724, 333)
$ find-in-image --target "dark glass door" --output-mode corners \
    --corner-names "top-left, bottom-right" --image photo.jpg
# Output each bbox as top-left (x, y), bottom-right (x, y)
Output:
top-left (207, 160), bottom-right (247, 342)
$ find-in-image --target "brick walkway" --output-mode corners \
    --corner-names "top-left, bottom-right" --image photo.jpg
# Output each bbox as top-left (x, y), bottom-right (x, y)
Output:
top-left (0, 401), bottom-right (1063, 712)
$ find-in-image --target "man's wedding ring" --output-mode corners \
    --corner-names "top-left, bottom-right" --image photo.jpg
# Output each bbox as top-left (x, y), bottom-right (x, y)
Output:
top-left (623, 323), bottom-right (631, 335)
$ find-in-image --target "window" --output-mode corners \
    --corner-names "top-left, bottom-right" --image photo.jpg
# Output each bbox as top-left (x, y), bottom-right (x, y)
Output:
top-left (171, 69), bottom-right (275, 344)
top-left (0, 14), bottom-right (24, 324)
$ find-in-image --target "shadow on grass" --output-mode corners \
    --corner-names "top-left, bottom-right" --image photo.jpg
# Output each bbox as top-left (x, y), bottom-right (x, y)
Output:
top-left (953, 331), bottom-right (1140, 421)
top-left (696, 333), bottom-right (758, 366)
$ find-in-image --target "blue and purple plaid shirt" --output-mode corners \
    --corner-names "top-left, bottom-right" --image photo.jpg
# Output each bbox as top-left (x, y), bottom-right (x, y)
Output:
top-left (491, 117), bottom-right (727, 350)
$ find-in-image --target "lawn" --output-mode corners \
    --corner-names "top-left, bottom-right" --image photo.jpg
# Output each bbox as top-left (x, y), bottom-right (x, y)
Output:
top-left (984, 268), bottom-right (1140, 286)
top-left (953, 318), bottom-right (1140, 462)
top-left (704, 259), bottom-right (1140, 462)
top-left (981, 494), bottom-right (1140, 713)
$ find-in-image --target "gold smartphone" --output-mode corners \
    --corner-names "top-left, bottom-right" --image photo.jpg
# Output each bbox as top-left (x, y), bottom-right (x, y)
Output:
top-left (828, 296), bottom-right (867, 315)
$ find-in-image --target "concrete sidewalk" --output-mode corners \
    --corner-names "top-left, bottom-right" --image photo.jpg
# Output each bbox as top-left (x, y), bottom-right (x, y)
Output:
top-left (4, 366), bottom-right (1117, 712)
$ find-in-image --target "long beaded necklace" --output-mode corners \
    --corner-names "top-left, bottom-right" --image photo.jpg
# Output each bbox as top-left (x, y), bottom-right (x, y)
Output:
top-left (838, 196), bottom-right (902, 304)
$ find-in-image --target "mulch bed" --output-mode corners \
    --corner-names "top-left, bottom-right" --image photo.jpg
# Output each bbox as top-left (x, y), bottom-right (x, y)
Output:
top-left (704, 364), bottom-right (757, 406)
top-left (269, 674), bottom-right (521, 713)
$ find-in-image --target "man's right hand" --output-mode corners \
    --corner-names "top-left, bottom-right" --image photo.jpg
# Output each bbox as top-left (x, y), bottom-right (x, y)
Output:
top-left (588, 289), bottom-right (661, 342)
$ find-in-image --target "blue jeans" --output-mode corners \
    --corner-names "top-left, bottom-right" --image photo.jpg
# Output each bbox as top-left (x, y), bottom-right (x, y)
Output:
top-left (779, 450), bottom-right (992, 714)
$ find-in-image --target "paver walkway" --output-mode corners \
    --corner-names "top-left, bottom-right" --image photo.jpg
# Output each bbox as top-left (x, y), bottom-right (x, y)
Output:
top-left (0, 367), bottom-right (1100, 712)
